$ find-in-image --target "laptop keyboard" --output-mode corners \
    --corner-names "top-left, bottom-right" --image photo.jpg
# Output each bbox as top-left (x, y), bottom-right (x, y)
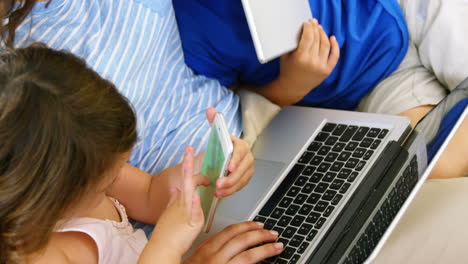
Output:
top-left (254, 123), bottom-right (389, 264)
top-left (343, 156), bottom-right (419, 264)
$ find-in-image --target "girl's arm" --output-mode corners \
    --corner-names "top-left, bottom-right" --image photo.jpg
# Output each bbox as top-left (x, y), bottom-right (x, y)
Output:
top-left (107, 108), bottom-right (254, 224)
top-left (32, 148), bottom-right (202, 264)
top-left (137, 147), bottom-right (204, 263)
top-left (106, 160), bottom-right (192, 224)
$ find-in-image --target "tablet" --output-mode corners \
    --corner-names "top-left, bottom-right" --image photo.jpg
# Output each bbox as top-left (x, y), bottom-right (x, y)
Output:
top-left (198, 113), bottom-right (233, 233)
top-left (241, 0), bottom-right (312, 63)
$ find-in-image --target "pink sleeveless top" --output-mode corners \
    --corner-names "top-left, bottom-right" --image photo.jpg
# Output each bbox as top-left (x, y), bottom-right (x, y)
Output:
top-left (55, 198), bottom-right (148, 264)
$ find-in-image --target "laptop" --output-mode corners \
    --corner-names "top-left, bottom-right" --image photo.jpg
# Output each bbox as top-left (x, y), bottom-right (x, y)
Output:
top-left (241, 0), bottom-right (312, 64)
top-left (192, 80), bottom-right (467, 264)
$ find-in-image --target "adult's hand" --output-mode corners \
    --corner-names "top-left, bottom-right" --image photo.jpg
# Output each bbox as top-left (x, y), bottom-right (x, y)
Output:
top-left (184, 222), bottom-right (284, 264)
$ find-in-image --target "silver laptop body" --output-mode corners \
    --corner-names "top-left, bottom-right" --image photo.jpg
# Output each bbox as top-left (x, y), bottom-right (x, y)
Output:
top-left (194, 80), bottom-right (467, 264)
top-left (194, 108), bottom-right (416, 260)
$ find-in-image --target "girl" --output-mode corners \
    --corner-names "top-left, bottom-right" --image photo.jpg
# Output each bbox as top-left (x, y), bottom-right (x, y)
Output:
top-left (0, 0), bottom-right (340, 249)
top-left (0, 0), bottom-right (336, 235)
top-left (0, 45), bottom-right (283, 263)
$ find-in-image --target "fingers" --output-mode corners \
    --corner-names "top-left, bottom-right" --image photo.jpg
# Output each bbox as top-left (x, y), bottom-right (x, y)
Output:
top-left (296, 20), bottom-right (315, 55)
top-left (219, 166), bottom-right (254, 197)
top-left (327, 35), bottom-right (340, 69)
top-left (318, 25), bottom-right (331, 60)
top-left (183, 146), bottom-right (195, 212)
top-left (221, 229), bottom-right (279, 260)
top-left (216, 156), bottom-right (253, 197)
top-left (200, 221), bottom-right (265, 254)
top-left (167, 188), bottom-right (179, 207)
top-left (191, 192), bottom-right (204, 223)
top-left (310, 19), bottom-right (320, 57)
top-left (216, 137), bottom-right (253, 197)
top-left (184, 146), bottom-right (205, 227)
top-left (195, 173), bottom-right (210, 187)
top-left (227, 136), bottom-right (249, 172)
top-left (206, 107), bottom-right (217, 125)
top-left (230, 243), bottom-right (284, 264)
top-left (183, 147), bottom-right (204, 226)
top-left (302, 19), bottom-right (340, 74)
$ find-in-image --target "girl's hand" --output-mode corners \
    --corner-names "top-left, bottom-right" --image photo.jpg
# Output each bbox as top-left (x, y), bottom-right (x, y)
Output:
top-left (149, 146), bottom-right (204, 258)
top-left (215, 135), bottom-right (254, 197)
top-left (274, 18), bottom-right (340, 107)
top-left (184, 221), bottom-right (283, 264)
top-left (205, 107), bottom-right (255, 198)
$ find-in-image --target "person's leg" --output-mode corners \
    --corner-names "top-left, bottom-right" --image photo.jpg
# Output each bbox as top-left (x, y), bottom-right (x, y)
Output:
top-left (398, 105), bottom-right (433, 128)
top-left (397, 0), bottom-right (468, 178)
top-left (360, 85), bottom-right (467, 180)
top-left (359, 0), bottom-right (468, 179)
top-left (367, 3), bottom-right (468, 260)
top-left (358, 64), bottom-right (467, 179)
top-left (429, 117), bottom-right (468, 178)
top-left (367, 89), bottom-right (468, 179)
top-left (357, 40), bottom-right (447, 116)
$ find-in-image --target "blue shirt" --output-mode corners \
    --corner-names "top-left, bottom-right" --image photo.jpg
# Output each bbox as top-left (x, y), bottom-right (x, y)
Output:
top-left (11, 0), bottom-right (242, 174)
top-left (174, 0), bottom-right (409, 110)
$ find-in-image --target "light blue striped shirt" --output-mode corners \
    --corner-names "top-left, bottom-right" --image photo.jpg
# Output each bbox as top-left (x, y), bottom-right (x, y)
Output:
top-left (13, 0), bottom-right (242, 174)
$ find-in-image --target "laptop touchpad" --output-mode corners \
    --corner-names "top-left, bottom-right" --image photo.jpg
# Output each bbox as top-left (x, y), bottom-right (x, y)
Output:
top-left (216, 159), bottom-right (286, 221)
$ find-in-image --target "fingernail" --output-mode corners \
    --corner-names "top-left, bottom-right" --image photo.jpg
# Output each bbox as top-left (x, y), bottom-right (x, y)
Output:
top-left (274, 243), bottom-right (284, 249)
top-left (270, 230), bottom-right (279, 236)
top-left (217, 181), bottom-right (224, 188)
top-left (215, 190), bottom-right (223, 197)
top-left (255, 222), bottom-right (265, 227)
top-left (313, 18), bottom-right (318, 24)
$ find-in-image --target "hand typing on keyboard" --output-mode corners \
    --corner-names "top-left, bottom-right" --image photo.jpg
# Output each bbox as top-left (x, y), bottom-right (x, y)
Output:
top-left (184, 221), bottom-right (284, 264)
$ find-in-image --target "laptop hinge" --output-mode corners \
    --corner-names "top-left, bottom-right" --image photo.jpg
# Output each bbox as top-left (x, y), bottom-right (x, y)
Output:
top-left (305, 140), bottom-right (405, 264)
top-left (398, 124), bottom-right (413, 145)
top-left (324, 145), bottom-right (410, 264)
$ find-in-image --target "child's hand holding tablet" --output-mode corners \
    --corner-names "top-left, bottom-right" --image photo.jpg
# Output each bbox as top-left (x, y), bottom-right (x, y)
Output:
top-left (198, 112), bottom-right (233, 233)
top-left (275, 19), bottom-right (340, 106)
top-left (241, 0), bottom-right (340, 107)
top-left (198, 108), bottom-right (254, 233)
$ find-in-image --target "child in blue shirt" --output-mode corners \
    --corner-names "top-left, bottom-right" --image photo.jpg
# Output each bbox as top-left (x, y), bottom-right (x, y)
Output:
top-left (174, 0), bottom-right (409, 110)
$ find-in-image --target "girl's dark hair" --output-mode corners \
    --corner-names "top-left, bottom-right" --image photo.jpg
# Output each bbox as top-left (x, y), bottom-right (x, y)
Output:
top-left (0, 44), bottom-right (137, 262)
top-left (1, 0), bottom-right (41, 47)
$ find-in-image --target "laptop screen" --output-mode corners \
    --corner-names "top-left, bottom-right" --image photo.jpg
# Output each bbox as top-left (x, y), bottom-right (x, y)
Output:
top-left (411, 77), bottom-right (468, 162)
